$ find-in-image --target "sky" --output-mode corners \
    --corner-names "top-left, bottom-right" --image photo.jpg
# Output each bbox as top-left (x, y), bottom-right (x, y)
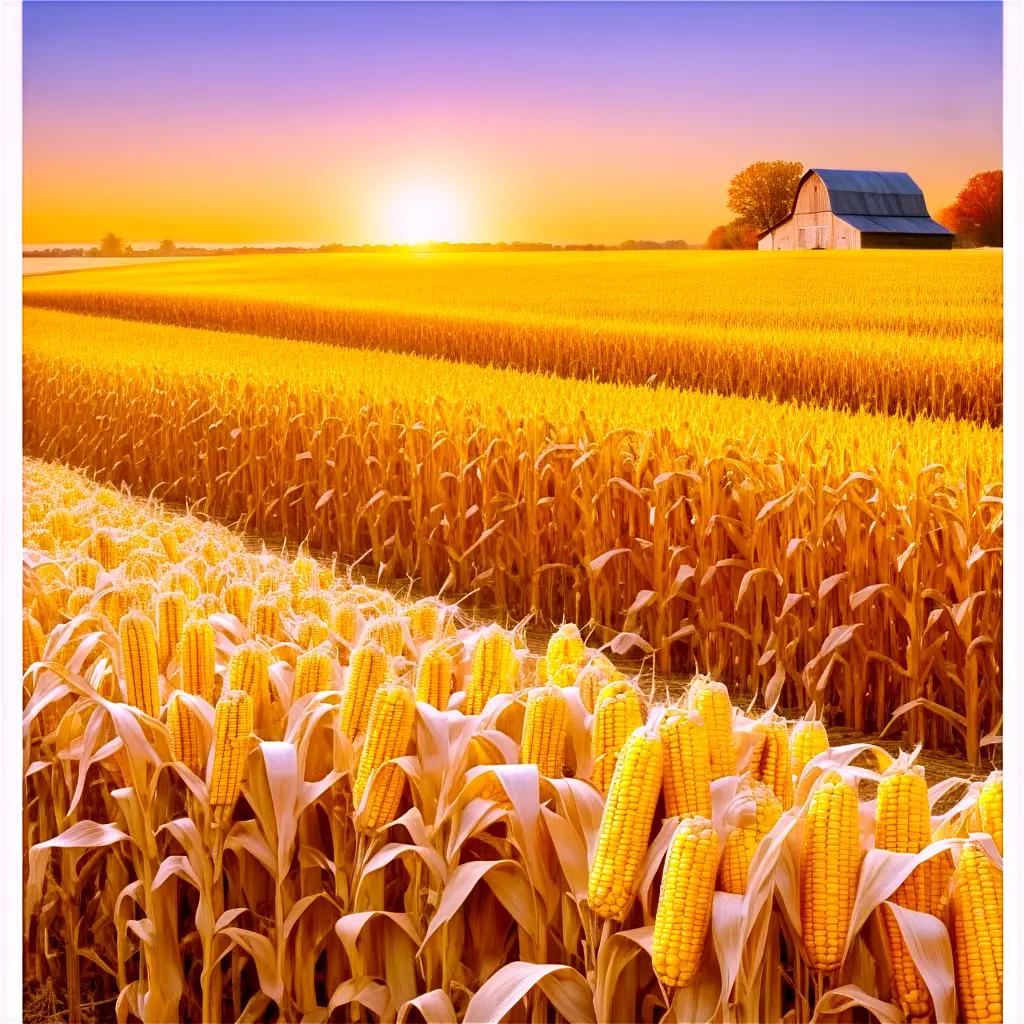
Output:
top-left (23, 1), bottom-right (1002, 246)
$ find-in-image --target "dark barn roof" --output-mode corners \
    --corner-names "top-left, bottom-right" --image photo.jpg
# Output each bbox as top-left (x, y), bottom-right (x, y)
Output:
top-left (760, 168), bottom-right (953, 238)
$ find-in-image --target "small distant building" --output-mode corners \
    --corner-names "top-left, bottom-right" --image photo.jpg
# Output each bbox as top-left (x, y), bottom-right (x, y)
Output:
top-left (758, 169), bottom-right (953, 250)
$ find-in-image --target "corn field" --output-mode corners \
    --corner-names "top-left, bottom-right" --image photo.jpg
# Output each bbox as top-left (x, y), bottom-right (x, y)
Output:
top-left (24, 307), bottom-right (1002, 762)
top-left (23, 460), bottom-right (1003, 1023)
top-left (22, 250), bottom-right (1002, 423)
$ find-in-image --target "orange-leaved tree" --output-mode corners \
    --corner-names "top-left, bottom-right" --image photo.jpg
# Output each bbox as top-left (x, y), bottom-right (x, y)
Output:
top-left (727, 160), bottom-right (804, 233)
top-left (937, 170), bottom-right (1002, 247)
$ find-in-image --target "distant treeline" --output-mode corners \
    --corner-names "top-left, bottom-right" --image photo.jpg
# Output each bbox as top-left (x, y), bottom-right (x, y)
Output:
top-left (25, 238), bottom-right (693, 258)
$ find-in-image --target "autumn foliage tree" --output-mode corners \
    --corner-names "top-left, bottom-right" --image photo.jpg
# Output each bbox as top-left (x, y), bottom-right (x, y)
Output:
top-left (705, 219), bottom-right (760, 250)
top-left (727, 160), bottom-right (804, 233)
top-left (937, 170), bottom-right (1002, 247)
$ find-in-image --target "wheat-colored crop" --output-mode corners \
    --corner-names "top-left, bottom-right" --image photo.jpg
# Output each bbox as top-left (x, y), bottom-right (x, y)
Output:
top-left (22, 460), bottom-right (1002, 1023)
top-left (22, 249), bottom-right (1002, 421)
top-left (24, 307), bottom-right (1003, 759)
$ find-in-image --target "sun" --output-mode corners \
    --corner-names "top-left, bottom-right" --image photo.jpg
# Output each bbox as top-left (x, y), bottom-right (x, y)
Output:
top-left (385, 182), bottom-right (467, 244)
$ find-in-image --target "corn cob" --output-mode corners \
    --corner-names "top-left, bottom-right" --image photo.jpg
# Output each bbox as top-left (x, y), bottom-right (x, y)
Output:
top-left (652, 816), bottom-right (719, 988)
top-left (415, 643), bottom-right (454, 708)
top-left (790, 720), bottom-right (829, 780)
top-left (164, 568), bottom-right (200, 602)
top-left (520, 685), bottom-right (567, 778)
top-left (353, 682), bottom-right (416, 830)
top-left (800, 772), bottom-right (860, 971)
top-left (340, 640), bottom-right (389, 740)
top-left (362, 615), bottom-right (406, 657)
top-left (66, 586), bottom-right (93, 618)
top-left (167, 692), bottom-right (202, 773)
top-left (178, 618), bottom-right (216, 704)
top-left (227, 642), bottom-right (272, 723)
top-left (293, 647), bottom-right (334, 701)
top-left (86, 527), bottom-right (121, 569)
top-left (660, 708), bottom-right (713, 820)
top-left (689, 678), bottom-right (736, 779)
top-left (551, 663), bottom-right (580, 689)
top-left (296, 616), bottom-right (330, 650)
top-left (209, 690), bottom-right (254, 826)
top-left (70, 556), bottom-right (102, 589)
top-left (546, 623), bottom-right (586, 676)
top-left (249, 598), bottom-right (285, 642)
top-left (156, 590), bottom-right (188, 671)
top-left (224, 581), bottom-right (255, 624)
top-left (465, 628), bottom-right (518, 715)
top-left (290, 554), bottom-right (317, 594)
top-left (719, 781), bottom-right (783, 895)
top-left (749, 717), bottom-right (792, 806)
top-left (23, 611), bottom-right (45, 673)
top-left (331, 599), bottom-right (360, 645)
top-left (978, 772), bottom-right (1002, 855)
top-left (97, 585), bottom-right (128, 627)
top-left (875, 763), bottom-right (935, 1020)
top-left (120, 611), bottom-right (161, 717)
top-left (588, 726), bottom-right (663, 921)
top-left (297, 592), bottom-right (330, 623)
top-left (591, 680), bottom-right (644, 796)
top-left (408, 597), bottom-right (443, 643)
top-left (951, 841), bottom-right (1002, 1023)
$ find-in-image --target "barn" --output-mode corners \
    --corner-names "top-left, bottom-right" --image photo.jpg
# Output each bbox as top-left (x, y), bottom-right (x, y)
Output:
top-left (757, 169), bottom-right (954, 250)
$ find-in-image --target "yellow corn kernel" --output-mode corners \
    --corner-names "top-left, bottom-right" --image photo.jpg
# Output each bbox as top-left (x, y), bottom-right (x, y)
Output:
top-left (790, 720), bottom-right (829, 780)
top-left (652, 816), bottom-right (720, 988)
top-left (978, 772), bottom-right (1002, 855)
top-left (407, 597), bottom-right (443, 643)
top-left (96, 584), bottom-right (128, 627)
top-left (86, 527), bottom-right (121, 569)
top-left (362, 614), bottom-right (406, 657)
top-left (224, 581), bottom-right (255, 625)
top-left (120, 611), bottom-right (161, 718)
top-left (209, 690), bottom-right (254, 826)
top-left (163, 568), bottom-right (200, 602)
top-left (295, 616), bottom-right (330, 650)
top-left (353, 682), bottom-right (416, 831)
top-left (227, 642), bottom-right (272, 724)
top-left (415, 643), bottom-right (454, 709)
top-left (290, 554), bottom-right (317, 594)
top-left (331, 599), bottom-right (360, 645)
top-left (749, 717), bottom-right (792, 806)
top-left (546, 623), bottom-right (586, 676)
top-left (520, 685), bottom-right (567, 778)
top-left (70, 556), bottom-right (102, 589)
top-left (875, 762), bottom-right (936, 1020)
top-left (156, 590), bottom-right (188, 671)
top-left (249, 598), bottom-right (285, 642)
top-left (689, 678), bottom-right (736, 779)
top-left (293, 646), bottom-right (335, 701)
top-left (591, 680), bottom-right (645, 796)
top-left (465, 627), bottom-right (519, 715)
top-left (297, 592), bottom-right (331, 623)
top-left (66, 586), bottom-right (93, 618)
top-left (588, 726), bottom-right (663, 921)
top-left (800, 772), bottom-right (861, 972)
top-left (719, 781), bottom-right (783, 895)
top-left (167, 692), bottom-right (202, 774)
top-left (340, 640), bottom-right (389, 740)
top-left (660, 708), bottom-right (713, 820)
top-left (951, 841), bottom-right (1002, 1024)
top-left (178, 618), bottom-right (216, 705)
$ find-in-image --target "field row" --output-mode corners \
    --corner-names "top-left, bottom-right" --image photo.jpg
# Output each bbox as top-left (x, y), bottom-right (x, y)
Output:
top-left (23, 459), bottom-right (1003, 1023)
top-left (22, 250), bottom-right (1003, 422)
top-left (24, 308), bottom-right (1003, 759)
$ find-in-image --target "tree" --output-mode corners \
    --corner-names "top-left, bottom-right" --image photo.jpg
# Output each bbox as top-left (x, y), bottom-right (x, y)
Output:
top-left (706, 218), bottom-right (759, 250)
top-left (157, 239), bottom-right (176, 256)
top-left (98, 232), bottom-right (125, 257)
top-left (727, 160), bottom-right (804, 233)
top-left (942, 171), bottom-right (1002, 247)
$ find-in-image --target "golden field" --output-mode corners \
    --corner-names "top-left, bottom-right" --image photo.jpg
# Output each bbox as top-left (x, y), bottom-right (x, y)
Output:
top-left (22, 250), bottom-right (1003, 423)
top-left (23, 459), bottom-right (1002, 1024)
top-left (24, 306), bottom-right (1002, 761)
